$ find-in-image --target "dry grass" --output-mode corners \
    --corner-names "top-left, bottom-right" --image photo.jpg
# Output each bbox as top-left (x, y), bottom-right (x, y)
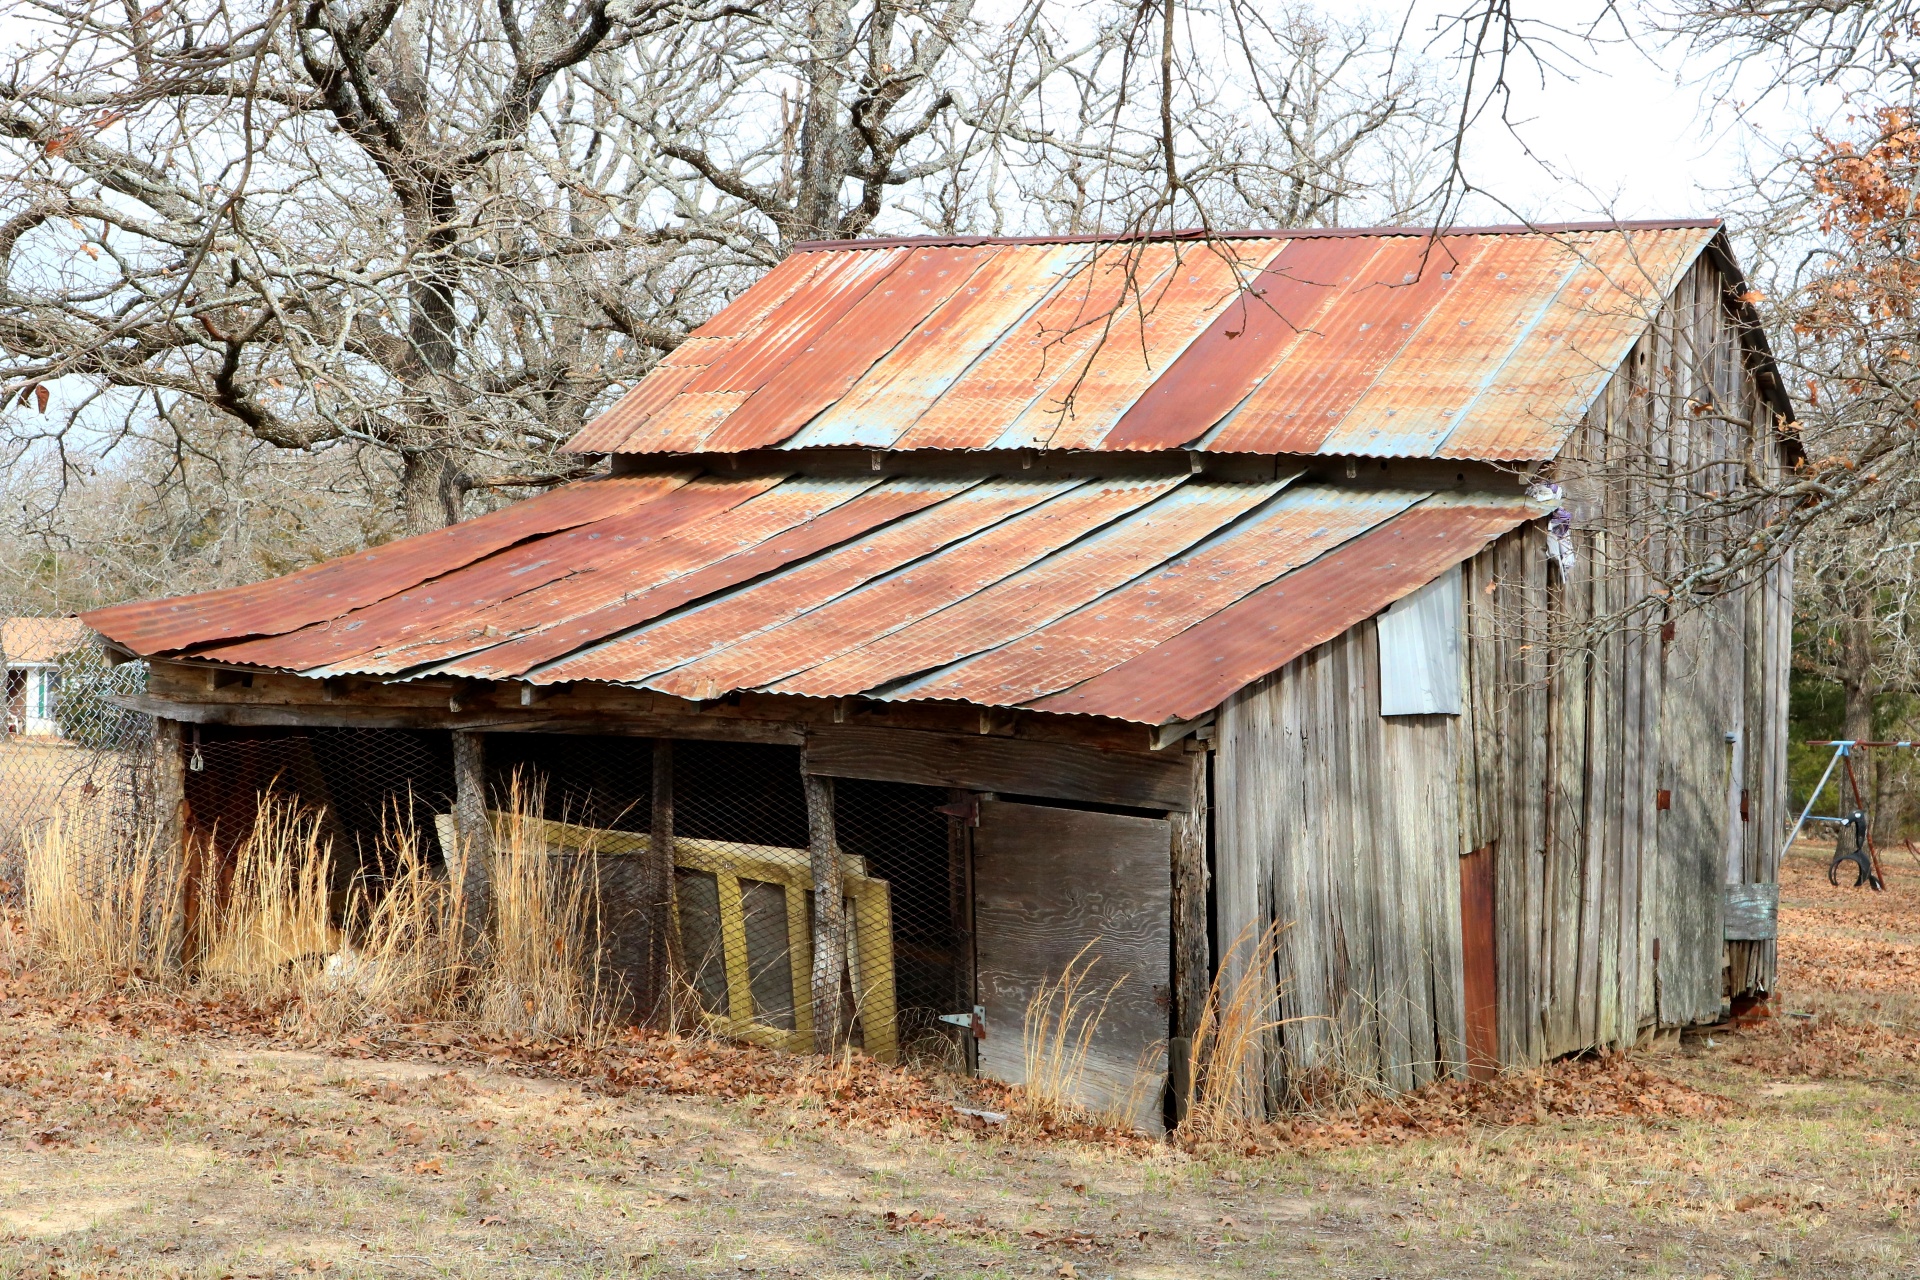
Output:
top-left (474, 781), bottom-right (614, 1043)
top-left (19, 806), bottom-right (172, 984)
top-left (18, 782), bottom-right (616, 1046)
top-left (0, 835), bottom-right (1915, 1274)
top-left (1015, 942), bottom-right (1120, 1124)
top-left (1182, 921), bottom-right (1285, 1143)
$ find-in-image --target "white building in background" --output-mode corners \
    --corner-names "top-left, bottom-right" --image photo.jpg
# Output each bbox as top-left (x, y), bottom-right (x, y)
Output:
top-left (3, 617), bottom-right (88, 739)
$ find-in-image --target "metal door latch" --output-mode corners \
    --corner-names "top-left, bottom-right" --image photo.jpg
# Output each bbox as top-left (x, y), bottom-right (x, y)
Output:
top-left (939, 1006), bottom-right (986, 1040)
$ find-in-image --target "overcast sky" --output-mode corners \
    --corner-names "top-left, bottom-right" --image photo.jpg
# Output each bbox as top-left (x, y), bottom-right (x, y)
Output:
top-left (1395, 0), bottom-right (1838, 225)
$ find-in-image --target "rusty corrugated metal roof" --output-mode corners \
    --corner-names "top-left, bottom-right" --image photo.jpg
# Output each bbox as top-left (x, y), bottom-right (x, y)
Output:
top-left (567, 222), bottom-right (1724, 462)
top-left (84, 468), bottom-right (1543, 726)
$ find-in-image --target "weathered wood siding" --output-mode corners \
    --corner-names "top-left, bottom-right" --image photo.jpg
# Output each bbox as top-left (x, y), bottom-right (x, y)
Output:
top-left (1214, 254), bottom-right (1792, 1093)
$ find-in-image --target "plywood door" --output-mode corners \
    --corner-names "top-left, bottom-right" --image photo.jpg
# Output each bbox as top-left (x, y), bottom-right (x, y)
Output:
top-left (973, 799), bottom-right (1171, 1131)
top-left (1459, 842), bottom-right (1499, 1082)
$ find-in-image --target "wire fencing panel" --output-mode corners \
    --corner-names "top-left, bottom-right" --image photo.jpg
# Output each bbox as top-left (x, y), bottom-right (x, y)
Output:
top-left (182, 725), bottom-right (456, 895)
top-left (0, 607), bottom-right (153, 898)
top-left (486, 734), bottom-right (964, 1066)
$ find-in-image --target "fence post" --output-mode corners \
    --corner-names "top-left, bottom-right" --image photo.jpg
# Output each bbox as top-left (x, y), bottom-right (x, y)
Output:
top-left (152, 717), bottom-right (190, 969)
top-left (450, 730), bottom-right (493, 941)
top-left (803, 767), bottom-right (845, 1053)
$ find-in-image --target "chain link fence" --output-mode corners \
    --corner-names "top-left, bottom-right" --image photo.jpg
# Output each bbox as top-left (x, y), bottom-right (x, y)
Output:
top-left (0, 609), bottom-right (153, 898)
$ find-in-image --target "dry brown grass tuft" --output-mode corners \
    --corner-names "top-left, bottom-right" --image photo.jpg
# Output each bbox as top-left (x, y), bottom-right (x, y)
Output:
top-left (1181, 920), bottom-right (1285, 1144)
top-left (19, 780), bottom-right (617, 1047)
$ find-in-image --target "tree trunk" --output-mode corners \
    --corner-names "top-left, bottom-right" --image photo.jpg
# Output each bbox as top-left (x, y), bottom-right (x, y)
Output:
top-left (804, 770), bottom-right (846, 1053)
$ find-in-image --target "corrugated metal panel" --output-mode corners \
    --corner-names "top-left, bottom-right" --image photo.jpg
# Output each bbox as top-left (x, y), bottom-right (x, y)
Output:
top-left (1028, 495), bottom-right (1538, 722)
top-left (888, 485), bottom-right (1429, 708)
top-left (301, 477), bottom-right (881, 677)
top-left (645, 475), bottom-right (1183, 699)
top-left (451, 477), bottom-right (977, 680)
top-left (894, 244), bottom-right (1177, 449)
top-left (609, 248), bottom-right (912, 453)
top-left (1203, 236), bottom-right (1486, 454)
top-left (202, 475), bottom-right (789, 674)
top-left (771, 475), bottom-right (1294, 697)
top-left (539, 479), bottom-right (1080, 686)
top-left (999, 241), bottom-right (1285, 450)
top-left (560, 224), bottom-right (1719, 463)
top-left (1435, 227), bottom-right (1713, 459)
top-left (1315, 235), bottom-right (1572, 457)
top-left (787, 245), bottom-right (1082, 449)
top-left (86, 463), bottom-right (1543, 726)
top-left (704, 244), bottom-right (1003, 452)
top-left (81, 473), bottom-right (694, 657)
top-left (568, 254), bottom-right (832, 453)
top-left (1102, 236), bottom-right (1378, 450)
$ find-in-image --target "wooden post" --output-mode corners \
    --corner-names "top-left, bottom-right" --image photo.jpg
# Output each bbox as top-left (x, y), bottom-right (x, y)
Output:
top-left (1168, 745), bottom-right (1210, 1123)
top-left (640, 739), bottom-right (677, 1027)
top-left (450, 730), bottom-right (493, 941)
top-left (804, 769), bottom-right (845, 1054)
top-left (946, 788), bottom-right (976, 1074)
top-left (153, 718), bottom-right (190, 969)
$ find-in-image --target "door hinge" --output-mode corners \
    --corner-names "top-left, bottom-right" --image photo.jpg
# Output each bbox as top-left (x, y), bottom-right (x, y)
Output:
top-left (938, 1005), bottom-right (987, 1040)
top-left (934, 796), bottom-right (980, 827)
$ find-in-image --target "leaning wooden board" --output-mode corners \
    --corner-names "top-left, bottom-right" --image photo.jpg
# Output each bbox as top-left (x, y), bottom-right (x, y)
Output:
top-left (972, 799), bottom-right (1171, 1133)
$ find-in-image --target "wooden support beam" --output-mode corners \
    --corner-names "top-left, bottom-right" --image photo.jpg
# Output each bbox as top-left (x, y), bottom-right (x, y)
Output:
top-left (152, 717), bottom-right (189, 969)
top-left (1168, 745), bottom-right (1211, 1121)
top-left (640, 740), bottom-right (677, 1027)
top-left (805, 725), bottom-right (1191, 812)
top-left (450, 731), bottom-right (494, 942)
top-left (804, 769), bottom-right (845, 1054)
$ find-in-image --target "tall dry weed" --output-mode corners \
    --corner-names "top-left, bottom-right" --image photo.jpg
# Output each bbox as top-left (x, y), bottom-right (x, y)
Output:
top-left (1016, 943), bottom-right (1121, 1122)
top-left (472, 774), bottom-right (614, 1043)
top-left (193, 794), bottom-right (337, 994)
top-left (1182, 920), bottom-right (1286, 1141)
top-left (20, 807), bottom-right (175, 984)
top-left (19, 777), bottom-right (617, 1046)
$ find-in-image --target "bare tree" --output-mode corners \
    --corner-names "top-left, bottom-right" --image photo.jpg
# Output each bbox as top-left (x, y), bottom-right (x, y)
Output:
top-left (0, 0), bottom-right (1444, 574)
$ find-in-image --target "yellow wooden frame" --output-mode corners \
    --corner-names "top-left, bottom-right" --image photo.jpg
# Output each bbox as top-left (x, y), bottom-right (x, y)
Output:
top-left (487, 813), bottom-right (897, 1063)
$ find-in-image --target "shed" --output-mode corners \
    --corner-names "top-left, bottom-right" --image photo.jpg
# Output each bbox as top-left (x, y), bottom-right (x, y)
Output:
top-left (84, 221), bottom-right (1796, 1125)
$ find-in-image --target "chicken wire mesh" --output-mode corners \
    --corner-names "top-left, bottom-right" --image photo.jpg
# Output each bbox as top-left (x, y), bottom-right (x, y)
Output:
top-left (181, 724), bottom-right (457, 895)
top-left (0, 609), bottom-right (153, 895)
top-left (484, 734), bottom-right (965, 1065)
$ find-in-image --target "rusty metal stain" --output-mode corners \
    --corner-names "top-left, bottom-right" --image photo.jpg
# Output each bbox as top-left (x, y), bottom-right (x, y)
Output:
top-left (204, 475), bottom-right (789, 674)
top-left (1317, 235), bottom-right (1574, 457)
top-left (539, 479), bottom-right (1075, 687)
top-left (307, 477), bottom-right (876, 677)
top-left (1437, 228), bottom-right (1713, 459)
top-left (1006, 240), bottom-right (1286, 450)
top-left (789, 244), bottom-right (1080, 449)
top-left (1103, 237), bottom-right (1378, 450)
top-left (652, 475), bottom-right (1184, 697)
top-left (771, 476), bottom-right (1294, 698)
top-left (566, 225), bottom-right (1719, 463)
top-left (1027, 495), bottom-right (1539, 723)
top-left (704, 244), bottom-right (1003, 453)
top-left (469, 478), bottom-right (980, 681)
top-left (567, 253), bottom-right (831, 453)
top-left (895, 244), bottom-right (1176, 449)
top-left (1203, 235), bottom-right (1486, 455)
top-left (887, 485), bottom-right (1426, 708)
top-left (81, 473), bottom-right (694, 658)
top-left (613, 249), bottom-right (910, 453)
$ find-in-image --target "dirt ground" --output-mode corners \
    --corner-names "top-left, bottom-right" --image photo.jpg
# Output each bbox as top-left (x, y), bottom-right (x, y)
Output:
top-left (0, 843), bottom-right (1915, 1279)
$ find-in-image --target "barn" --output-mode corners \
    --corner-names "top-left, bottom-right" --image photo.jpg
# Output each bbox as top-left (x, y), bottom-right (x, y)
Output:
top-left (83, 220), bottom-right (1796, 1128)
